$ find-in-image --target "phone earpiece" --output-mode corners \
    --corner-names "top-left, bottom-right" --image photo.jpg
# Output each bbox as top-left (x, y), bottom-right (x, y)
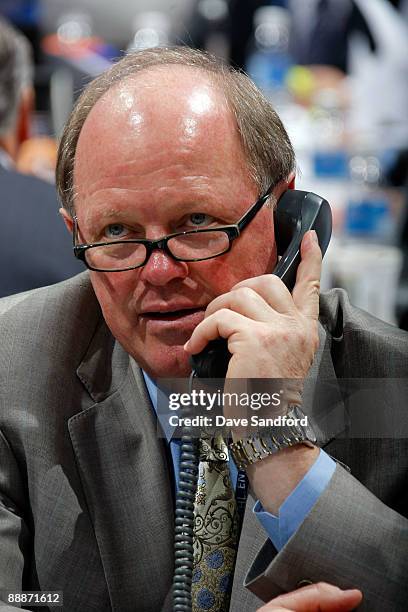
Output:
top-left (273, 190), bottom-right (332, 292)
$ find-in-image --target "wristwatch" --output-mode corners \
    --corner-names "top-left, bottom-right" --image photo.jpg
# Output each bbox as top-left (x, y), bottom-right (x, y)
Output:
top-left (229, 405), bottom-right (317, 470)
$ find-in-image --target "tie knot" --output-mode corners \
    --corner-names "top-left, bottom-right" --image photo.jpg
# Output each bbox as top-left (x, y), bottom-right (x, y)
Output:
top-left (199, 434), bottom-right (229, 462)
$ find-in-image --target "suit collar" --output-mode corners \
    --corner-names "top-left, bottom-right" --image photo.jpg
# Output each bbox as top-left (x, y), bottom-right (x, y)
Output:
top-left (76, 313), bottom-right (130, 403)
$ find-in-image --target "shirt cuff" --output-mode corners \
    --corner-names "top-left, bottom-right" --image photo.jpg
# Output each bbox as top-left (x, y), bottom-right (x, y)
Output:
top-left (253, 449), bottom-right (336, 550)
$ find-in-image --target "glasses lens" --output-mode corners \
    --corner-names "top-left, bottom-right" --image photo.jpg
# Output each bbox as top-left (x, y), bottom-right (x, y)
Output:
top-left (85, 242), bottom-right (147, 271)
top-left (168, 230), bottom-right (230, 261)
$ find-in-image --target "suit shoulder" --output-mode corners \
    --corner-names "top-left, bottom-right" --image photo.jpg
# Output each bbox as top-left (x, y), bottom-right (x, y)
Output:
top-left (320, 288), bottom-right (408, 375)
top-left (0, 271), bottom-right (91, 316)
top-left (0, 272), bottom-right (101, 368)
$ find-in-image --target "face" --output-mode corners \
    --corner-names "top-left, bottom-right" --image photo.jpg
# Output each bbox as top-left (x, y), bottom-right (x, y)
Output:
top-left (70, 67), bottom-right (278, 378)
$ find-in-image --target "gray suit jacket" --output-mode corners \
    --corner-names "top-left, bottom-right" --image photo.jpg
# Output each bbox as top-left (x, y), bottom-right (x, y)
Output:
top-left (0, 272), bottom-right (407, 611)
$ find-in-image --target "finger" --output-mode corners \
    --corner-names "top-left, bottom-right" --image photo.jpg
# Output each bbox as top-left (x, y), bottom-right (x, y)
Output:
top-left (292, 230), bottom-right (322, 319)
top-left (184, 309), bottom-right (250, 354)
top-left (256, 583), bottom-right (360, 612)
top-left (257, 608), bottom-right (291, 611)
top-left (230, 274), bottom-right (295, 315)
top-left (205, 287), bottom-right (274, 322)
top-left (257, 583), bottom-right (362, 612)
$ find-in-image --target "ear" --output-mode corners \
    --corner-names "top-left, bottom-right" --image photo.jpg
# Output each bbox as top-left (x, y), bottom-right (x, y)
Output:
top-left (273, 171), bottom-right (296, 201)
top-left (59, 207), bottom-right (74, 233)
top-left (287, 173), bottom-right (296, 190)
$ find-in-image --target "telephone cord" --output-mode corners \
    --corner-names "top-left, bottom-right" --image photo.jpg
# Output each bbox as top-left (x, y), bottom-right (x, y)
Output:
top-left (172, 371), bottom-right (199, 612)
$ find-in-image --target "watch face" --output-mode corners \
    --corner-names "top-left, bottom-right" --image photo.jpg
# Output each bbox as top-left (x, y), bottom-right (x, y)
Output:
top-left (292, 405), bottom-right (317, 444)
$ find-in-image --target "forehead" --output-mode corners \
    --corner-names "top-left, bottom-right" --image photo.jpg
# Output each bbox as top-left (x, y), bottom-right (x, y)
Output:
top-left (74, 65), bottom-right (252, 195)
top-left (74, 66), bottom-right (252, 225)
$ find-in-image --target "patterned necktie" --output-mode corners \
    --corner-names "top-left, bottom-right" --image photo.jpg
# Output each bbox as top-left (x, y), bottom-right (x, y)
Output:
top-left (191, 435), bottom-right (239, 612)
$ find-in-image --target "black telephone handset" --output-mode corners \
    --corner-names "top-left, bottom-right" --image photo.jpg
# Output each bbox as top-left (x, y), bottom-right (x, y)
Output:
top-left (190, 190), bottom-right (332, 378)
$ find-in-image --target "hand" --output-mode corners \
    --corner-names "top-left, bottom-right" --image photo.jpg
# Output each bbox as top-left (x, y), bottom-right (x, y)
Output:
top-left (184, 230), bottom-right (321, 380)
top-left (185, 230), bottom-right (322, 510)
top-left (257, 582), bottom-right (363, 612)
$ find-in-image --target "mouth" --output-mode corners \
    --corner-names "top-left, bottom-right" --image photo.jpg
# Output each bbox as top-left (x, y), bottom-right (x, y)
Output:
top-left (139, 307), bottom-right (205, 321)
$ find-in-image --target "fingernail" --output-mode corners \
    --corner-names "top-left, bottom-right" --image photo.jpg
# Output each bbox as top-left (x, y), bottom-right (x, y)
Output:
top-left (309, 230), bottom-right (318, 244)
top-left (183, 341), bottom-right (190, 351)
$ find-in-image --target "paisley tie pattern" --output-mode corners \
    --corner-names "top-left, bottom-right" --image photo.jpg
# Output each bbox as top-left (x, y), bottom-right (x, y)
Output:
top-left (191, 435), bottom-right (239, 612)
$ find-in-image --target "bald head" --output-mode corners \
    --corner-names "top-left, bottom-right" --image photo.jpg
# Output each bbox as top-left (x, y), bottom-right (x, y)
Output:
top-left (78, 65), bottom-right (232, 154)
top-left (74, 66), bottom-right (253, 209)
top-left (57, 46), bottom-right (295, 216)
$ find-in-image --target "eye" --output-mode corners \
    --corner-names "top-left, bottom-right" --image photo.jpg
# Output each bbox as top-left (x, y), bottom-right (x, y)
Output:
top-left (104, 224), bottom-right (128, 239)
top-left (186, 213), bottom-right (215, 228)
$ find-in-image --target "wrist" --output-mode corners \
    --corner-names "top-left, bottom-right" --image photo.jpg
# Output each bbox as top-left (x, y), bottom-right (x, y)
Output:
top-left (229, 405), bottom-right (317, 470)
top-left (247, 444), bottom-right (320, 515)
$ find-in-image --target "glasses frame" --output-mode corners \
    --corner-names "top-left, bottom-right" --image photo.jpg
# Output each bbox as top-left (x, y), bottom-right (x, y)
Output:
top-left (73, 184), bottom-right (273, 272)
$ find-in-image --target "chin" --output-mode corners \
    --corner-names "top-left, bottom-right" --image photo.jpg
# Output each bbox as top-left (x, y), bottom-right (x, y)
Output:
top-left (133, 344), bottom-right (192, 379)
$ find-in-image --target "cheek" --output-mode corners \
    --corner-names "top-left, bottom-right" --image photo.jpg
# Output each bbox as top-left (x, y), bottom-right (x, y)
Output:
top-left (193, 231), bottom-right (277, 295)
top-left (219, 215), bottom-right (277, 289)
top-left (226, 244), bottom-right (276, 286)
top-left (90, 271), bottom-right (139, 321)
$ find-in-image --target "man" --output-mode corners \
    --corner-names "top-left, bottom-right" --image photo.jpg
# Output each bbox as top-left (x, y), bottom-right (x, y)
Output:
top-left (0, 17), bottom-right (83, 297)
top-left (0, 46), bottom-right (407, 612)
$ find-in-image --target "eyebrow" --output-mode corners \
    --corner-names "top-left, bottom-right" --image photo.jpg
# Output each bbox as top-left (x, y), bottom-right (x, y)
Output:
top-left (83, 199), bottom-right (234, 227)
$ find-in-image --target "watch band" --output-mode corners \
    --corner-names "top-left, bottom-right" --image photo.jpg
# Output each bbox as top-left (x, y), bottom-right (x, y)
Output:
top-left (229, 405), bottom-right (317, 471)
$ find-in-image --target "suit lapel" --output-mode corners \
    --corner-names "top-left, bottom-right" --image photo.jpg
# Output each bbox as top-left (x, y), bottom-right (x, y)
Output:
top-left (69, 321), bottom-right (174, 612)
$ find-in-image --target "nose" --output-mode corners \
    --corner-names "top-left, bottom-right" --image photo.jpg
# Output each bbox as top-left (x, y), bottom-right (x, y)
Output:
top-left (138, 248), bottom-right (189, 286)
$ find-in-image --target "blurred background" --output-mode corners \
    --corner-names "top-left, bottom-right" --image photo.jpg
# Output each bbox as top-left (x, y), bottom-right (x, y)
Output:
top-left (2, 0), bottom-right (408, 329)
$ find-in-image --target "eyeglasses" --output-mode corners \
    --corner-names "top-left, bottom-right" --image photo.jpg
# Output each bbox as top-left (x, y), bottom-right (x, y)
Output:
top-left (73, 185), bottom-right (273, 272)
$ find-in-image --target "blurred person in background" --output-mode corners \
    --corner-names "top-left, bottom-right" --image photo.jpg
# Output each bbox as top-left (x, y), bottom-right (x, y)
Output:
top-left (288, 0), bottom-right (375, 74)
top-left (227, 0), bottom-right (405, 72)
top-left (226, 0), bottom-right (375, 73)
top-left (0, 16), bottom-right (83, 298)
top-left (16, 135), bottom-right (58, 183)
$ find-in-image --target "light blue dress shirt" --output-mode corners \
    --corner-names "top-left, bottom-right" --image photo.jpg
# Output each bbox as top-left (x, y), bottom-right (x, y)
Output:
top-left (143, 371), bottom-right (336, 550)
